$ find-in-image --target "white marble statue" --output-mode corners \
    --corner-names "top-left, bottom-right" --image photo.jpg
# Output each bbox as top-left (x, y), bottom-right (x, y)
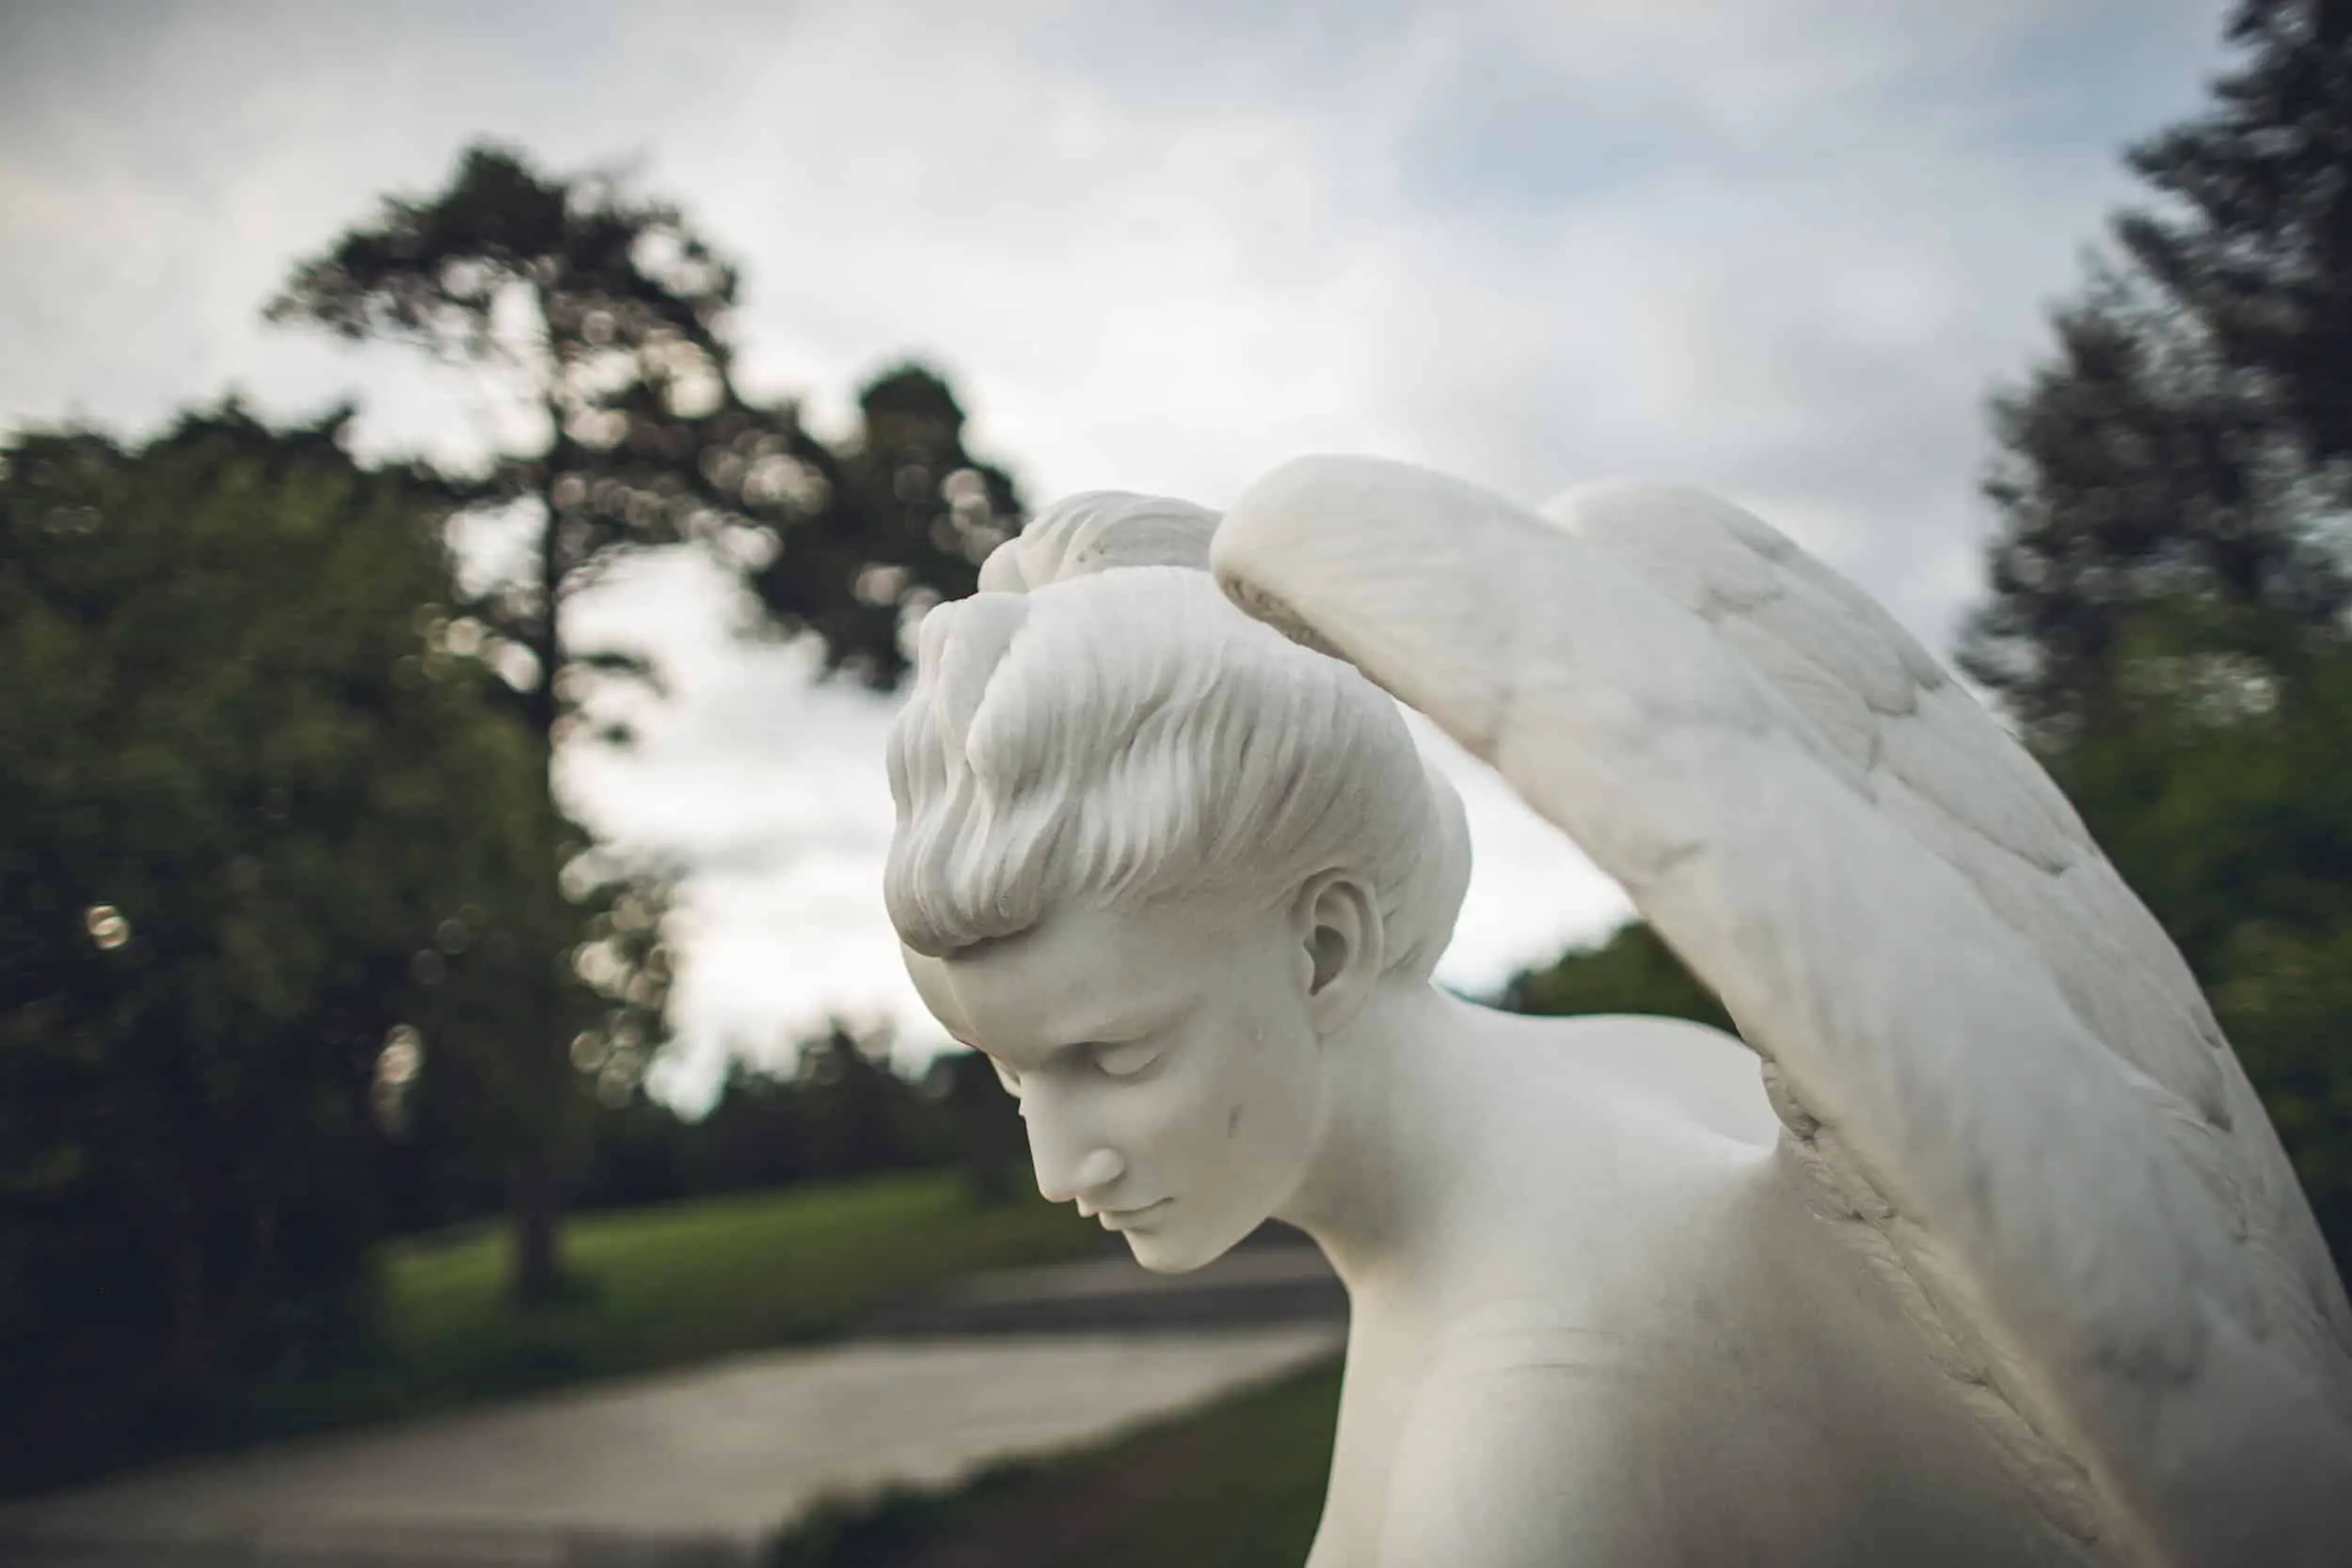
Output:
top-left (884, 459), bottom-right (2352, 1566)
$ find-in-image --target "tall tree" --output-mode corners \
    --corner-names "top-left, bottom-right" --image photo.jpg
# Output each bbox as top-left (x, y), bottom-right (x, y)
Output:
top-left (0, 404), bottom-right (545, 1485)
top-left (1963, 0), bottom-right (2352, 1269)
top-left (1964, 2), bottom-right (2352, 738)
top-left (1962, 276), bottom-right (2296, 739)
top-left (2123, 0), bottom-right (2352, 472)
top-left (269, 143), bottom-right (1019, 1299)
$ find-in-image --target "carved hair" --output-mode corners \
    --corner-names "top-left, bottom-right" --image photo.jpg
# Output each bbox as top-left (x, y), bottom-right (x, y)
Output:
top-left (885, 492), bottom-right (1470, 982)
top-left (976, 490), bottom-right (1219, 590)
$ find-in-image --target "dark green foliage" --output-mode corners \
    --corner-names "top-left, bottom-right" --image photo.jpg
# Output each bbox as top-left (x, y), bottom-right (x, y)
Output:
top-left (762, 1355), bottom-right (1343, 1567)
top-left (1965, 2), bottom-right (2352, 736)
top-left (268, 142), bottom-right (751, 1300)
top-left (747, 364), bottom-right (1021, 689)
top-left (2122, 0), bottom-right (2352, 471)
top-left (0, 405), bottom-right (543, 1489)
top-left (2042, 605), bottom-right (2352, 1264)
top-left (565, 1030), bottom-right (1028, 1216)
top-left (1966, 1), bottom-right (2352, 1271)
top-left (1496, 921), bottom-right (1734, 1035)
top-left (1961, 273), bottom-right (2336, 741)
top-left (268, 144), bottom-right (1018, 702)
top-left (919, 1045), bottom-right (1032, 1203)
top-left (766, 1482), bottom-right (973, 1568)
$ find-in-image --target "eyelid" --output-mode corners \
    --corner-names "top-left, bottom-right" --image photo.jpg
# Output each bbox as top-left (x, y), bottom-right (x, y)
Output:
top-left (1091, 1040), bottom-right (1162, 1078)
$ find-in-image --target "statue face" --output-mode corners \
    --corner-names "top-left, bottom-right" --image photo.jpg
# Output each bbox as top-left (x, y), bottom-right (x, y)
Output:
top-left (903, 890), bottom-right (1327, 1274)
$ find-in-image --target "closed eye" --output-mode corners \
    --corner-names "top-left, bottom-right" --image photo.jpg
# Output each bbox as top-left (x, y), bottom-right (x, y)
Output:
top-left (1092, 1040), bottom-right (1163, 1079)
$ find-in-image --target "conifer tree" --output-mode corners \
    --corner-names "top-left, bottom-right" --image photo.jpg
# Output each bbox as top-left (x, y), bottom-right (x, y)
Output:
top-left (272, 144), bottom-right (1020, 1299)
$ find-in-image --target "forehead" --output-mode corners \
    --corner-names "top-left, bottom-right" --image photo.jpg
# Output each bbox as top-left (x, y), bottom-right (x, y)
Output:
top-left (905, 896), bottom-right (1263, 1062)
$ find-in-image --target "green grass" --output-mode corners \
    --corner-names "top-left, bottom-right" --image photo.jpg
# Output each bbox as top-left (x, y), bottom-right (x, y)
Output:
top-left (242, 1172), bottom-right (1102, 1438)
top-left (766, 1354), bottom-right (1345, 1568)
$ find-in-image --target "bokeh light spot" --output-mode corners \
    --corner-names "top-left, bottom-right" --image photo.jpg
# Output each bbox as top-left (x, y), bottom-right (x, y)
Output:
top-left (85, 905), bottom-right (130, 950)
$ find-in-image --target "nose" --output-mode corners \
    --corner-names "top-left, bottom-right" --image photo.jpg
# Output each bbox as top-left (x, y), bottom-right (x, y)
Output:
top-left (1033, 1137), bottom-right (1126, 1212)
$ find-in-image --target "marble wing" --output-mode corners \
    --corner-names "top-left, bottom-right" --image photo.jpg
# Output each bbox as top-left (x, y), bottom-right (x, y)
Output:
top-left (1210, 455), bottom-right (2352, 1568)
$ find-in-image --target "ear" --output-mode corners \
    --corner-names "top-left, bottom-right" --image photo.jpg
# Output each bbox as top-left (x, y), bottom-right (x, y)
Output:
top-left (1288, 870), bottom-right (1385, 1037)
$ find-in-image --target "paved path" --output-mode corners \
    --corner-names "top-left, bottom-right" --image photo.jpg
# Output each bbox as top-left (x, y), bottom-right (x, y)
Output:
top-left (0, 1326), bottom-right (1342, 1567)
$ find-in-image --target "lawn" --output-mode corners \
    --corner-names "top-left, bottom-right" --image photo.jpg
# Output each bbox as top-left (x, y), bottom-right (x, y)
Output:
top-left (768, 1354), bottom-right (1346, 1567)
top-left (240, 1172), bottom-right (1103, 1439)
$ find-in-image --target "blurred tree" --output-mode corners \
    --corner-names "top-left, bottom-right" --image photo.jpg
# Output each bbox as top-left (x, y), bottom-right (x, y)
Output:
top-left (0, 405), bottom-right (543, 1485)
top-left (1960, 273), bottom-right (2334, 741)
top-left (1963, 0), bottom-right (2352, 1270)
top-left (369, 864), bottom-right (677, 1240)
top-left (747, 363), bottom-right (1021, 688)
top-left (920, 1048), bottom-right (1031, 1204)
top-left (787, 1023), bottom-right (915, 1180)
top-left (1496, 922), bottom-right (1733, 1035)
top-left (2042, 602), bottom-right (2352, 1260)
top-left (563, 1022), bottom-right (1028, 1214)
top-left (2123, 0), bottom-right (2352, 475)
top-left (269, 143), bottom-right (1018, 1298)
top-left (1964, 1), bottom-right (2352, 738)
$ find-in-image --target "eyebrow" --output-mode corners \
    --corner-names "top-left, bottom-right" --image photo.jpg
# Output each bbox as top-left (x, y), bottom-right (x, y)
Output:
top-left (1049, 992), bottom-right (1188, 1053)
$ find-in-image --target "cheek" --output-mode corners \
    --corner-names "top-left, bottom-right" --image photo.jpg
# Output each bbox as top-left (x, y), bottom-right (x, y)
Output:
top-left (1104, 1065), bottom-right (1226, 1162)
top-left (1167, 1017), bottom-right (1320, 1177)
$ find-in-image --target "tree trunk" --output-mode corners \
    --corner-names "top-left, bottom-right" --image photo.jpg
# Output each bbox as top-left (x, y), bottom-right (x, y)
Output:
top-left (508, 465), bottom-right (570, 1308)
top-left (509, 1149), bottom-right (564, 1303)
top-left (167, 1214), bottom-right (208, 1382)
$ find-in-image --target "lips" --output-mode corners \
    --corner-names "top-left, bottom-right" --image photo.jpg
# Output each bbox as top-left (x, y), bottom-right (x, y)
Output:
top-left (1097, 1197), bottom-right (1172, 1231)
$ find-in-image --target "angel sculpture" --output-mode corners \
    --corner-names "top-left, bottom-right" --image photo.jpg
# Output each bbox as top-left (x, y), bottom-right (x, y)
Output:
top-left (884, 456), bottom-right (2352, 1566)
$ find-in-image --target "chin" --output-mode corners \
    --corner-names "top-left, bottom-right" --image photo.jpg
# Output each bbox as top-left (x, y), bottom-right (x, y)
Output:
top-left (1123, 1215), bottom-right (1248, 1275)
top-left (1125, 1232), bottom-right (1213, 1274)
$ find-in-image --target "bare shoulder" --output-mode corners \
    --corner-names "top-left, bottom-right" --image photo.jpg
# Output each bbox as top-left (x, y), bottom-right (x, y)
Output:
top-left (1467, 1005), bottom-right (1779, 1151)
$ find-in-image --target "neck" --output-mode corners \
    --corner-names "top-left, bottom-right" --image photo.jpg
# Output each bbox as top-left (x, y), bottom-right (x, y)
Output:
top-left (1276, 980), bottom-right (1473, 1289)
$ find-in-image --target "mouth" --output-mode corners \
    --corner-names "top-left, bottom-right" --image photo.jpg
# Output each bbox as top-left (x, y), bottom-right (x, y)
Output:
top-left (1097, 1197), bottom-right (1173, 1231)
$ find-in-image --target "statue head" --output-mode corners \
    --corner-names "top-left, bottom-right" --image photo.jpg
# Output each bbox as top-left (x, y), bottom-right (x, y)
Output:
top-left (886, 492), bottom-right (1470, 1270)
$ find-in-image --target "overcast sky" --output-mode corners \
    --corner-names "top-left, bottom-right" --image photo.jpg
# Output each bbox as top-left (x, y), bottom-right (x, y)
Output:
top-left (1, 0), bottom-right (2236, 1105)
